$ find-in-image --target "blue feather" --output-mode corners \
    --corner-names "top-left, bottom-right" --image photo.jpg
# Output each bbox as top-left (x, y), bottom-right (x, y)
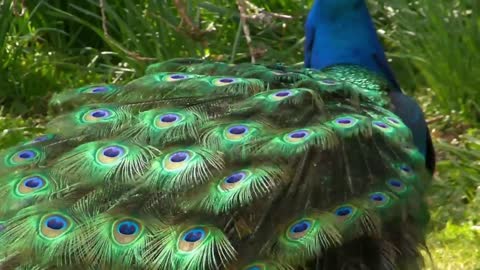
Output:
top-left (304, 0), bottom-right (399, 90)
top-left (304, 0), bottom-right (435, 172)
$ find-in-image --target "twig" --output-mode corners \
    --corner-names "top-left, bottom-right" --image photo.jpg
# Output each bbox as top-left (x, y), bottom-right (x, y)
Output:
top-left (427, 115), bottom-right (444, 124)
top-left (236, 0), bottom-right (255, 63)
top-left (98, 0), bottom-right (156, 62)
top-left (244, 0), bottom-right (292, 22)
top-left (12, 0), bottom-right (25, 16)
top-left (173, 0), bottom-right (213, 42)
top-left (99, 0), bottom-right (108, 36)
top-left (174, 0), bottom-right (196, 32)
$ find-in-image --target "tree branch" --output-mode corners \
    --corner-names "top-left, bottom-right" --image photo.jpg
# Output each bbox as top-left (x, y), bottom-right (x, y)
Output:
top-left (173, 0), bottom-right (214, 42)
top-left (236, 0), bottom-right (255, 63)
top-left (98, 0), bottom-right (156, 61)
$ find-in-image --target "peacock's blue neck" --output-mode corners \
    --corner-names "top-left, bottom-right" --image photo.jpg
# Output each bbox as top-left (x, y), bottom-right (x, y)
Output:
top-left (305, 0), bottom-right (400, 90)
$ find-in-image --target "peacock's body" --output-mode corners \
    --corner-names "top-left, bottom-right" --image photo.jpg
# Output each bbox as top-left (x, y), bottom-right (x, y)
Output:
top-left (0, 1), bottom-right (435, 270)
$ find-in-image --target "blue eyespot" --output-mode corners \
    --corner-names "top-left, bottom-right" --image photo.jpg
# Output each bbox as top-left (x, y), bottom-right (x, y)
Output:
top-left (335, 206), bottom-right (352, 217)
top-left (228, 125), bottom-right (248, 135)
top-left (160, 113), bottom-right (180, 123)
top-left (170, 74), bottom-right (187, 80)
top-left (45, 216), bottom-right (67, 230)
top-left (91, 87), bottom-right (108, 93)
top-left (275, 90), bottom-right (292, 97)
top-left (373, 121), bottom-right (389, 129)
top-left (170, 151), bottom-right (189, 163)
top-left (370, 193), bottom-right (385, 202)
top-left (117, 221), bottom-right (139, 235)
top-left (102, 146), bottom-right (124, 158)
top-left (336, 118), bottom-right (353, 125)
top-left (33, 135), bottom-right (50, 143)
top-left (183, 228), bottom-right (205, 243)
top-left (24, 176), bottom-right (44, 188)
top-left (18, 150), bottom-right (36, 160)
top-left (400, 165), bottom-right (412, 173)
top-left (91, 109), bottom-right (110, 118)
top-left (388, 179), bottom-right (403, 188)
top-left (290, 220), bottom-right (311, 234)
top-left (219, 78), bottom-right (234, 83)
top-left (225, 172), bottom-right (247, 184)
top-left (289, 130), bottom-right (309, 139)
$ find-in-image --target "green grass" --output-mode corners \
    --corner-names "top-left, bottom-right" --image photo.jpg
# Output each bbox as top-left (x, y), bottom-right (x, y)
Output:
top-left (0, 0), bottom-right (479, 268)
top-left (425, 127), bottom-right (480, 269)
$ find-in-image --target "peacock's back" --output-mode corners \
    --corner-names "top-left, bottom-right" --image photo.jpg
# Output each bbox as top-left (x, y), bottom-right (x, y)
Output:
top-left (0, 58), bottom-right (431, 270)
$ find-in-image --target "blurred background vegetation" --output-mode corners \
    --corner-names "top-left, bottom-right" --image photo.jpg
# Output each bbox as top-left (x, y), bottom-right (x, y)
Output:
top-left (0, 0), bottom-right (479, 268)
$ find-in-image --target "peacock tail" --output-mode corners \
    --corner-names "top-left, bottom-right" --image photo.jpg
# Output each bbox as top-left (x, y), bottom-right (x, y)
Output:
top-left (0, 58), bottom-right (432, 270)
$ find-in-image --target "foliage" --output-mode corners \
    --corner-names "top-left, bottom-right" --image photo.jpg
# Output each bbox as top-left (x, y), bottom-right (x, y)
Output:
top-left (378, 0), bottom-right (480, 121)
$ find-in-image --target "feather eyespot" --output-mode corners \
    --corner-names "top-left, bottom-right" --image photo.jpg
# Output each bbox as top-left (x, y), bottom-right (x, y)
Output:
top-left (220, 171), bottom-right (249, 191)
top-left (225, 125), bottom-right (250, 141)
top-left (372, 120), bottom-right (393, 131)
top-left (285, 129), bottom-right (311, 143)
top-left (97, 145), bottom-right (126, 165)
top-left (287, 219), bottom-right (312, 240)
top-left (83, 86), bottom-right (110, 94)
top-left (335, 206), bottom-right (352, 217)
top-left (178, 227), bottom-right (208, 252)
top-left (388, 179), bottom-right (403, 187)
top-left (385, 117), bottom-right (401, 125)
top-left (163, 150), bottom-right (192, 171)
top-left (369, 192), bottom-right (391, 207)
top-left (244, 264), bottom-right (265, 270)
top-left (113, 219), bottom-right (143, 245)
top-left (40, 214), bottom-right (72, 239)
top-left (370, 193), bottom-right (385, 202)
top-left (17, 175), bottom-right (47, 195)
top-left (333, 116), bottom-right (359, 128)
top-left (10, 149), bottom-right (39, 165)
top-left (83, 108), bottom-right (115, 122)
top-left (166, 74), bottom-right (189, 81)
top-left (387, 178), bottom-right (407, 194)
top-left (397, 164), bottom-right (417, 183)
top-left (334, 205), bottom-right (356, 223)
top-left (213, 77), bottom-right (238, 86)
top-left (24, 134), bottom-right (54, 145)
top-left (399, 164), bottom-right (413, 173)
top-left (155, 113), bottom-right (183, 129)
top-left (320, 78), bottom-right (337, 85)
top-left (270, 90), bottom-right (293, 101)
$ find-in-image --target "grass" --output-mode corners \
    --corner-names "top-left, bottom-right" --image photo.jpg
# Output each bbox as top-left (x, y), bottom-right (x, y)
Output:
top-left (0, 0), bottom-right (479, 268)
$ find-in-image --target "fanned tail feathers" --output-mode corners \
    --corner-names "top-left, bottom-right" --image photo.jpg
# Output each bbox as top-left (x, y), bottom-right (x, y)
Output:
top-left (0, 58), bottom-right (431, 270)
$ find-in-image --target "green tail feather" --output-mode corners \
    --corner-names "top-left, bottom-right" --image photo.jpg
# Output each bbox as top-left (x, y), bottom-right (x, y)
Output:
top-left (125, 107), bottom-right (208, 146)
top-left (0, 169), bottom-right (66, 218)
top-left (144, 224), bottom-right (236, 270)
top-left (0, 58), bottom-right (432, 269)
top-left (76, 213), bottom-right (166, 269)
top-left (49, 84), bottom-right (122, 111)
top-left (53, 140), bottom-right (158, 184)
top-left (0, 145), bottom-right (47, 174)
top-left (0, 203), bottom-right (86, 267)
top-left (142, 147), bottom-right (224, 191)
top-left (47, 104), bottom-right (134, 139)
top-left (184, 165), bottom-right (285, 214)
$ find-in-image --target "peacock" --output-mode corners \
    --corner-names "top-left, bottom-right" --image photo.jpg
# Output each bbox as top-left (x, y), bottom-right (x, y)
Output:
top-left (0, 0), bottom-right (436, 269)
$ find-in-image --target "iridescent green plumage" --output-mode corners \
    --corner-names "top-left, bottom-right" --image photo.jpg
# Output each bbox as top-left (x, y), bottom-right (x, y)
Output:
top-left (0, 59), bottom-right (431, 270)
top-left (0, 169), bottom-right (65, 217)
top-left (53, 140), bottom-right (158, 184)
